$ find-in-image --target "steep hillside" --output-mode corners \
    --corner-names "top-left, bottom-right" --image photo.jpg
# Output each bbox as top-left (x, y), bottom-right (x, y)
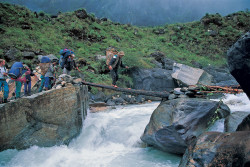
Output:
top-left (0, 3), bottom-right (249, 89)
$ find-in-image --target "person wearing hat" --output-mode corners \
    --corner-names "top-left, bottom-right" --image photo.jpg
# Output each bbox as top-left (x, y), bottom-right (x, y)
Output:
top-left (63, 54), bottom-right (80, 75)
top-left (108, 51), bottom-right (128, 88)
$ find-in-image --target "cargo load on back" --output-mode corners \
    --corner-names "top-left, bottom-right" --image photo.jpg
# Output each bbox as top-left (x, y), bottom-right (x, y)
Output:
top-left (106, 47), bottom-right (118, 66)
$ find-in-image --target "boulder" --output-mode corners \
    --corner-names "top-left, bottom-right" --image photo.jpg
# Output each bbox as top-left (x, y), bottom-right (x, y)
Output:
top-left (227, 32), bottom-right (250, 98)
top-left (171, 63), bottom-right (213, 86)
top-left (140, 98), bottom-right (230, 155)
top-left (179, 131), bottom-right (250, 167)
top-left (236, 114), bottom-right (250, 131)
top-left (203, 66), bottom-right (238, 86)
top-left (23, 51), bottom-right (35, 59)
top-left (150, 52), bottom-right (175, 70)
top-left (129, 68), bottom-right (176, 91)
top-left (75, 9), bottom-right (88, 19)
top-left (4, 48), bottom-right (19, 62)
top-left (224, 111), bottom-right (250, 132)
top-left (0, 85), bottom-right (89, 151)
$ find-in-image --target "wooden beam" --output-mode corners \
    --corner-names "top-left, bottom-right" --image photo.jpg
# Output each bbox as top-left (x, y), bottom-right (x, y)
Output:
top-left (82, 81), bottom-right (169, 98)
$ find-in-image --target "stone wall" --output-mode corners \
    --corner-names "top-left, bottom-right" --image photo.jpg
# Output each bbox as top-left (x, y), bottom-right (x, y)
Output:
top-left (0, 85), bottom-right (89, 151)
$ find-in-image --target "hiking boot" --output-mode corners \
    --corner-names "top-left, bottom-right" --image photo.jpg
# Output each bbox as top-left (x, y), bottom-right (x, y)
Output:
top-left (3, 99), bottom-right (9, 103)
top-left (112, 84), bottom-right (118, 88)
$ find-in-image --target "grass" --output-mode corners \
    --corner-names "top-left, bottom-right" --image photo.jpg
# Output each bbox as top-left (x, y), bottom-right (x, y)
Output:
top-left (0, 2), bottom-right (249, 92)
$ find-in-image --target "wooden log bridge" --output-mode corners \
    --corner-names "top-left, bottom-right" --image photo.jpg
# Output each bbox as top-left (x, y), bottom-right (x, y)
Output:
top-left (81, 81), bottom-right (170, 98)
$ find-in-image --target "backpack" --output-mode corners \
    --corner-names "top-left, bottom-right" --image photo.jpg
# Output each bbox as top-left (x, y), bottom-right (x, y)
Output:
top-left (59, 49), bottom-right (74, 69)
top-left (39, 56), bottom-right (51, 76)
top-left (106, 47), bottom-right (118, 66)
top-left (8, 62), bottom-right (27, 79)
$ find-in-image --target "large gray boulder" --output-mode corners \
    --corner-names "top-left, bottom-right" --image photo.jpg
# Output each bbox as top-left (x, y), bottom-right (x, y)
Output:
top-left (141, 98), bottom-right (230, 155)
top-left (227, 32), bottom-right (250, 98)
top-left (0, 85), bottom-right (89, 151)
top-left (179, 131), bottom-right (250, 167)
top-left (129, 68), bottom-right (176, 91)
top-left (172, 63), bottom-right (213, 86)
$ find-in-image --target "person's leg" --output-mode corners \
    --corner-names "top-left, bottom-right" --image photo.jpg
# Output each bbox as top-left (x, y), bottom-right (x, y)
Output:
top-left (3, 80), bottom-right (9, 102)
top-left (44, 77), bottom-right (50, 90)
top-left (15, 81), bottom-right (22, 98)
top-left (24, 82), bottom-right (27, 96)
top-left (28, 81), bottom-right (31, 96)
top-left (110, 70), bottom-right (118, 87)
top-left (39, 75), bottom-right (45, 92)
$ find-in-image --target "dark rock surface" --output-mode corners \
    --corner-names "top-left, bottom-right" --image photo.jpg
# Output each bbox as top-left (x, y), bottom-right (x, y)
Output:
top-left (179, 131), bottom-right (250, 167)
top-left (224, 111), bottom-right (250, 132)
top-left (129, 67), bottom-right (176, 92)
top-left (227, 32), bottom-right (250, 98)
top-left (141, 98), bottom-right (230, 155)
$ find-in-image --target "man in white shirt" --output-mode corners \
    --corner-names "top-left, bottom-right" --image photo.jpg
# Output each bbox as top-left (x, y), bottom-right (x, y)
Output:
top-left (0, 59), bottom-right (9, 103)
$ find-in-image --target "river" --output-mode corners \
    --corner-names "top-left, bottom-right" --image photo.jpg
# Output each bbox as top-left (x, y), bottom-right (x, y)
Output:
top-left (0, 93), bottom-right (249, 167)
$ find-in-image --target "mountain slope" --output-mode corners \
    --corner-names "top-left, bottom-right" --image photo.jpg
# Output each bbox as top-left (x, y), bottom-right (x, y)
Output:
top-left (0, 3), bottom-right (249, 88)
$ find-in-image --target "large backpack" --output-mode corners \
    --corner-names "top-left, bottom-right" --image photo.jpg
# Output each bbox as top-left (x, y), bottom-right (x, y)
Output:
top-left (8, 62), bottom-right (27, 79)
top-left (59, 49), bottom-right (74, 69)
top-left (39, 56), bottom-right (51, 76)
top-left (106, 47), bottom-right (118, 66)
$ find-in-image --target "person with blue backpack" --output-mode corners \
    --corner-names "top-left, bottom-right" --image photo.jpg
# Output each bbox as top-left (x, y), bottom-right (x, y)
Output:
top-left (0, 59), bottom-right (9, 103)
top-left (8, 62), bottom-right (31, 98)
top-left (59, 49), bottom-right (80, 75)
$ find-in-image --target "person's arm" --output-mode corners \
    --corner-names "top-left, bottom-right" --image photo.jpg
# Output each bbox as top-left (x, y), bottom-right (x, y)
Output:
top-left (120, 61), bottom-right (129, 69)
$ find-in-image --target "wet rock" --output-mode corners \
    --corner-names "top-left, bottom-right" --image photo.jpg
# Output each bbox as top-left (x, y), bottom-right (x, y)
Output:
top-left (227, 32), bottom-right (250, 98)
top-left (0, 85), bottom-right (89, 151)
top-left (179, 131), bottom-right (250, 167)
top-left (225, 111), bottom-right (250, 132)
top-left (141, 98), bottom-right (230, 155)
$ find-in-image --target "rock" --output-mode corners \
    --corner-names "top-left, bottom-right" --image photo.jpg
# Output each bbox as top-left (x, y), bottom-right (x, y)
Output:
top-left (4, 48), bottom-right (19, 62)
top-left (171, 63), bottom-right (213, 86)
top-left (23, 51), bottom-right (35, 59)
top-left (236, 114), bottom-right (250, 131)
top-left (58, 74), bottom-right (73, 83)
top-left (106, 99), bottom-right (115, 106)
top-left (150, 52), bottom-right (175, 70)
top-left (89, 91), bottom-right (106, 102)
top-left (224, 111), bottom-right (250, 132)
top-left (129, 67), bottom-right (176, 91)
top-left (56, 85), bottom-right (62, 89)
top-left (95, 55), bottom-right (106, 61)
top-left (227, 32), bottom-right (250, 98)
top-left (203, 66), bottom-right (238, 86)
top-left (168, 94), bottom-right (177, 100)
top-left (75, 9), bottom-right (88, 19)
top-left (61, 81), bottom-right (66, 87)
top-left (140, 98), bottom-right (230, 155)
top-left (38, 54), bottom-right (58, 62)
top-left (173, 88), bottom-right (184, 95)
top-left (0, 85), bottom-right (89, 151)
top-left (179, 131), bottom-right (250, 167)
top-left (72, 78), bottom-right (82, 84)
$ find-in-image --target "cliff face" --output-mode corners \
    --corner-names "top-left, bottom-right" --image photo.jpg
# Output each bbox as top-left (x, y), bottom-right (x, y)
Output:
top-left (0, 85), bottom-right (89, 151)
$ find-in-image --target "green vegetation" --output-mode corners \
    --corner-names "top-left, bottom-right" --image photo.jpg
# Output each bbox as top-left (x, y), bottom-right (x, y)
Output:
top-left (0, 3), bottom-right (249, 90)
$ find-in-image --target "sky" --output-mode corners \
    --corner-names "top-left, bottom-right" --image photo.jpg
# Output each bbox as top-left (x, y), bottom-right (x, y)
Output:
top-left (1, 0), bottom-right (249, 26)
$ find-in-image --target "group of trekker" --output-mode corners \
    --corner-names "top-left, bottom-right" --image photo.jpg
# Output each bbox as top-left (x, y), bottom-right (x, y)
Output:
top-left (0, 48), bottom-right (127, 103)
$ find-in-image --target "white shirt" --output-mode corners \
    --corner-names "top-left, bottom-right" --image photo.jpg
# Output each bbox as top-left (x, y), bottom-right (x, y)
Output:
top-left (0, 66), bottom-right (7, 79)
